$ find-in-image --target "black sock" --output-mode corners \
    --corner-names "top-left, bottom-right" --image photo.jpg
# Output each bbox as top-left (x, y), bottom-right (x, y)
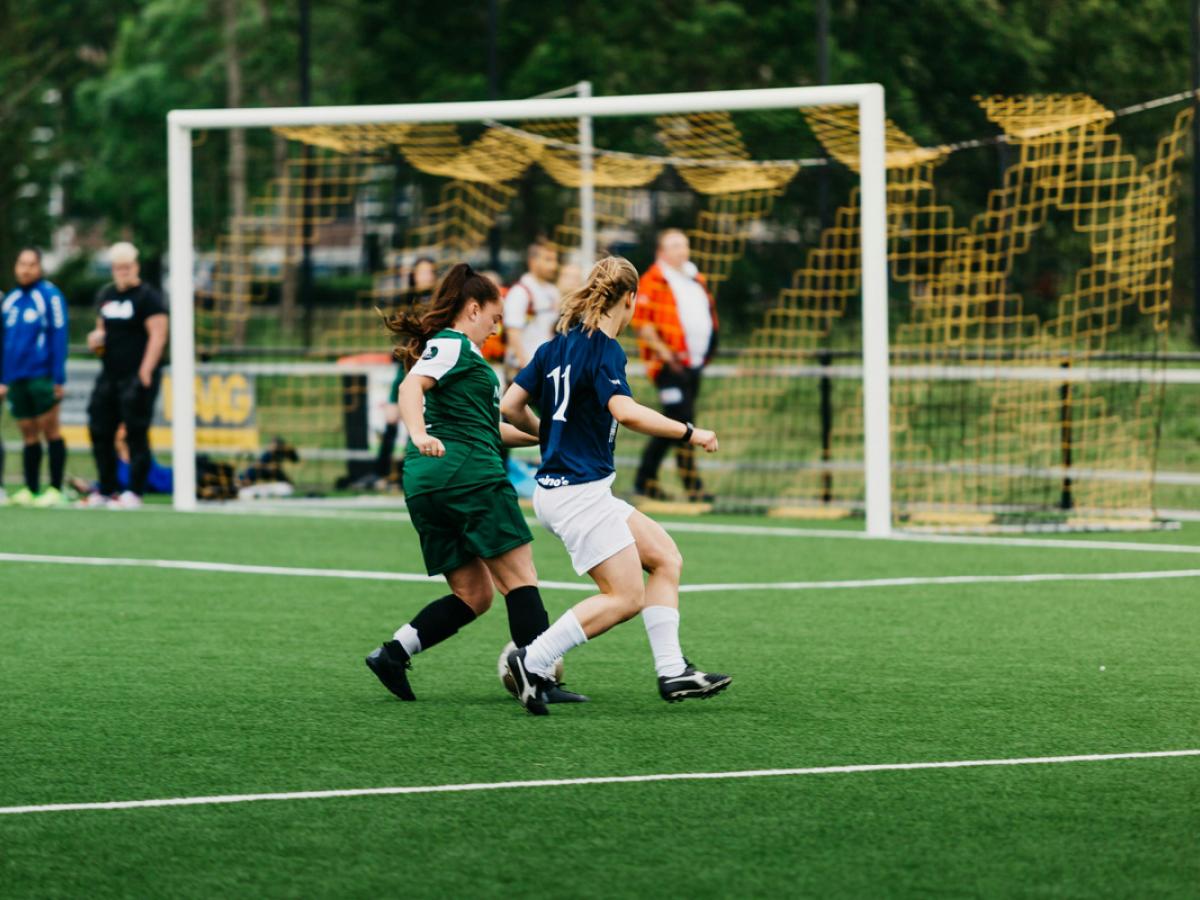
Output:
top-left (23, 443), bottom-right (42, 493)
top-left (48, 439), bottom-right (66, 490)
top-left (504, 585), bottom-right (550, 646)
top-left (407, 594), bottom-right (477, 653)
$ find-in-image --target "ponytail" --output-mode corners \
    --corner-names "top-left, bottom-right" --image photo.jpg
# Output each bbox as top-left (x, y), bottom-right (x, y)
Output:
top-left (381, 262), bottom-right (500, 368)
top-left (556, 256), bottom-right (639, 335)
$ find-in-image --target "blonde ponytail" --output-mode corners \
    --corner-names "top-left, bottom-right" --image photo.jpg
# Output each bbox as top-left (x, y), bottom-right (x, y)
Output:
top-left (556, 256), bottom-right (639, 335)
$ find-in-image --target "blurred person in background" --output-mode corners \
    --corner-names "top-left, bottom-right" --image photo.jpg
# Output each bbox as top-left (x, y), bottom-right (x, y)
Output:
top-left (374, 257), bottom-right (438, 489)
top-left (503, 241), bottom-right (560, 377)
top-left (0, 248), bottom-right (69, 507)
top-left (556, 259), bottom-right (583, 298)
top-left (85, 242), bottom-right (168, 509)
top-left (632, 229), bottom-right (718, 503)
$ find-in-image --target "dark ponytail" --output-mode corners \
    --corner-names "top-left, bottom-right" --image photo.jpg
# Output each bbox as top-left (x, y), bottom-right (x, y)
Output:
top-left (381, 262), bottom-right (500, 369)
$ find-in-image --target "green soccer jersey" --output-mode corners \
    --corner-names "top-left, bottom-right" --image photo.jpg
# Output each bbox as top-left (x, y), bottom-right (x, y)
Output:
top-left (401, 328), bottom-right (505, 497)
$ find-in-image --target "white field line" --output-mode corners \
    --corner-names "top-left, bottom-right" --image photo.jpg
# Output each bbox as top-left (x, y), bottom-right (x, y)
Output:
top-left (83, 503), bottom-right (1200, 556)
top-left (0, 552), bottom-right (589, 592)
top-left (661, 521), bottom-right (1200, 556)
top-left (2, 749), bottom-right (1196, 816)
top-left (1, 552), bottom-right (1199, 593)
top-left (676, 568), bottom-right (1200, 592)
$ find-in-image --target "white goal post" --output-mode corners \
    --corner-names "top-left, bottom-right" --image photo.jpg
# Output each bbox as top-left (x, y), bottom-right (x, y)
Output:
top-left (166, 84), bottom-right (892, 535)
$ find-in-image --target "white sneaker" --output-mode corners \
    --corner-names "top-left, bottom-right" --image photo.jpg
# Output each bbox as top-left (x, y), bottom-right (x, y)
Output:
top-left (113, 491), bottom-right (143, 509)
top-left (82, 492), bottom-right (112, 509)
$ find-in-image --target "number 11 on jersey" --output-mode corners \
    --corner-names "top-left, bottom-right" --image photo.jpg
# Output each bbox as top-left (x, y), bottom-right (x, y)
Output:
top-left (547, 364), bottom-right (572, 422)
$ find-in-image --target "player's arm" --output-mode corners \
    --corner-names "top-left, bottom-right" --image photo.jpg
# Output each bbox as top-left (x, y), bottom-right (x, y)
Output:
top-left (397, 372), bottom-right (444, 457)
top-left (0, 309), bottom-right (6, 396)
top-left (139, 313), bottom-right (168, 387)
top-left (607, 394), bottom-right (718, 452)
top-left (86, 316), bottom-right (106, 353)
top-left (499, 382), bottom-right (540, 438)
top-left (49, 288), bottom-right (68, 397)
top-left (500, 422), bottom-right (539, 448)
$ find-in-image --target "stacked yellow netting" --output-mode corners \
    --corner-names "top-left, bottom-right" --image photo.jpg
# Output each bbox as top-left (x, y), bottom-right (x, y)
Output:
top-left (654, 112), bottom-right (798, 298)
top-left (703, 96), bottom-right (1190, 527)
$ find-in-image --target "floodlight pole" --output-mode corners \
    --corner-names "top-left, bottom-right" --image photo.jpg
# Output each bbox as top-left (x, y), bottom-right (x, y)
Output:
top-left (167, 85), bottom-right (893, 535)
top-left (578, 81), bottom-right (597, 266)
top-left (816, 0), bottom-right (831, 229)
top-left (298, 0), bottom-right (315, 347)
top-left (1191, 0), bottom-right (1200, 343)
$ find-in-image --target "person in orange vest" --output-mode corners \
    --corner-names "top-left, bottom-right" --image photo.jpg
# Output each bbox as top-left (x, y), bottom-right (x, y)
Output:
top-left (631, 229), bottom-right (717, 502)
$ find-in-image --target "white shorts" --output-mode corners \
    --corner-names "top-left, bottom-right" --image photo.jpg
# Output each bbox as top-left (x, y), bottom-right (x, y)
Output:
top-left (533, 474), bottom-right (637, 575)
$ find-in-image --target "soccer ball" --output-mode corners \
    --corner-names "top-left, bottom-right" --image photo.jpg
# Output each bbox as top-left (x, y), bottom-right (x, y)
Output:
top-left (497, 640), bottom-right (564, 696)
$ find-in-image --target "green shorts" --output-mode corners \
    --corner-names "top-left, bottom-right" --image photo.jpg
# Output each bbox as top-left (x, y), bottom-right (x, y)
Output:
top-left (406, 479), bottom-right (533, 576)
top-left (7, 377), bottom-right (58, 420)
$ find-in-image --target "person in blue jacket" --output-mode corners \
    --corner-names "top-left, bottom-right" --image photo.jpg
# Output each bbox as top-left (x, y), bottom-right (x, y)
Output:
top-left (0, 248), bottom-right (69, 507)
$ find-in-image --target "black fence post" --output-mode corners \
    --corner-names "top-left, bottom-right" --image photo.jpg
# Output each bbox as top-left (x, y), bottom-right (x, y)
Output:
top-left (819, 350), bottom-right (834, 503)
top-left (1059, 360), bottom-right (1074, 511)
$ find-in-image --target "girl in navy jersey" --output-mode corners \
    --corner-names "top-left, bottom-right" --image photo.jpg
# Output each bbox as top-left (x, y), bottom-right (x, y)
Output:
top-left (500, 256), bottom-right (731, 715)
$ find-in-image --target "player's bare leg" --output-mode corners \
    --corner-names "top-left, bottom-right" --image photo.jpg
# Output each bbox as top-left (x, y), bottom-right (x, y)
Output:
top-left (507, 544), bottom-right (644, 715)
top-left (484, 543), bottom-right (588, 703)
top-left (628, 510), bottom-right (732, 703)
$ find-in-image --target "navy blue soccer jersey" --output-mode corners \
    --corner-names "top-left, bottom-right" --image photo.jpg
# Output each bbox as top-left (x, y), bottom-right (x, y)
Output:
top-left (514, 326), bottom-right (633, 489)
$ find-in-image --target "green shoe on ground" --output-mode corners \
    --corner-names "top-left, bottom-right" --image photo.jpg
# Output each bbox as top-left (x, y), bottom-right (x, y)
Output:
top-left (33, 486), bottom-right (67, 508)
top-left (8, 487), bottom-right (35, 507)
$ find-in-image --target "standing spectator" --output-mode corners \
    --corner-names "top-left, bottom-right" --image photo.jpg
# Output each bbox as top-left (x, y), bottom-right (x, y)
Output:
top-left (503, 241), bottom-right (560, 376)
top-left (632, 229), bottom-right (718, 502)
top-left (0, 248), bottom-right (69, 507)
top-left (85, 242), bottom-right (168, 509)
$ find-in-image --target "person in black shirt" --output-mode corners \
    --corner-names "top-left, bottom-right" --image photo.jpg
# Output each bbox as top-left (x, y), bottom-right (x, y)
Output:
top-left (85, 242), bottom-right (168, 509)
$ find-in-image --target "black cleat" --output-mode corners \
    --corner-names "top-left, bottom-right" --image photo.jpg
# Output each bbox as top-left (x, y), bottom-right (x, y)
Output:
top-left (658, 660), bottom-right (732, 703)
top-left (365, 640), bottom-right (416, 701)
top-left (634, 483), bottom-right (673, 502)
top-left (505, 647), bottom-right (550, 716)
top-left (544, 682), bottom-right (589, 704)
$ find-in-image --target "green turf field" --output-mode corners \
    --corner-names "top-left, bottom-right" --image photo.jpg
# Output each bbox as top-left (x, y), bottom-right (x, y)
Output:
top-left (1, 505), bottom-right (1198, 897)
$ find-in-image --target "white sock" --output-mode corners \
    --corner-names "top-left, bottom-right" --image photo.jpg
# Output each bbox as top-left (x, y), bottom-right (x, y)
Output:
top-left (524, 610), bottom-right (587, 678)
top-left (642, 605), bottom-right (686, 677)
top-left (393, 623), bottom-right (421, 657)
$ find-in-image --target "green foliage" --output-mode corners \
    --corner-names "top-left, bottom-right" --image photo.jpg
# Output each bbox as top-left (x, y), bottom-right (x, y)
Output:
top-left (2, 0), bottom-right (1197, 338)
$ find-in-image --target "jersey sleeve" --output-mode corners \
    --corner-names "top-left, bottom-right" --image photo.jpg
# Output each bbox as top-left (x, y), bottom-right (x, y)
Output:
top-left (512, 341), bottom-right (544, 394)
top-left (140, 286), bottom-right (168, 318)
top-left (593, 340), bottom-right (633, 407)
top-left (409, 336), bottom-right (463, 382)
top-left (503, 283), bottom-right (530, 329)
top-left (48, 286), bottom-right (68, 385)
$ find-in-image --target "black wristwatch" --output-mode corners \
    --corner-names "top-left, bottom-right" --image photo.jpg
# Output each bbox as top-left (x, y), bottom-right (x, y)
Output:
top-left (681, 422), bottom-right (695, 444)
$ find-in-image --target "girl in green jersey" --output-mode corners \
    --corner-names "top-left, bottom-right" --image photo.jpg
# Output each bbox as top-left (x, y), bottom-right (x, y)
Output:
top-left (365, 263), bottom-right (586, 704)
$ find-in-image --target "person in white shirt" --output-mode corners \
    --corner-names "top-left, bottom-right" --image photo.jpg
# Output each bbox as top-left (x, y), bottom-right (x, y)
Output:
top-left (503, 242), bottom-right (560, 375)
top-left (631, 229), bottom-right (719, 502)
